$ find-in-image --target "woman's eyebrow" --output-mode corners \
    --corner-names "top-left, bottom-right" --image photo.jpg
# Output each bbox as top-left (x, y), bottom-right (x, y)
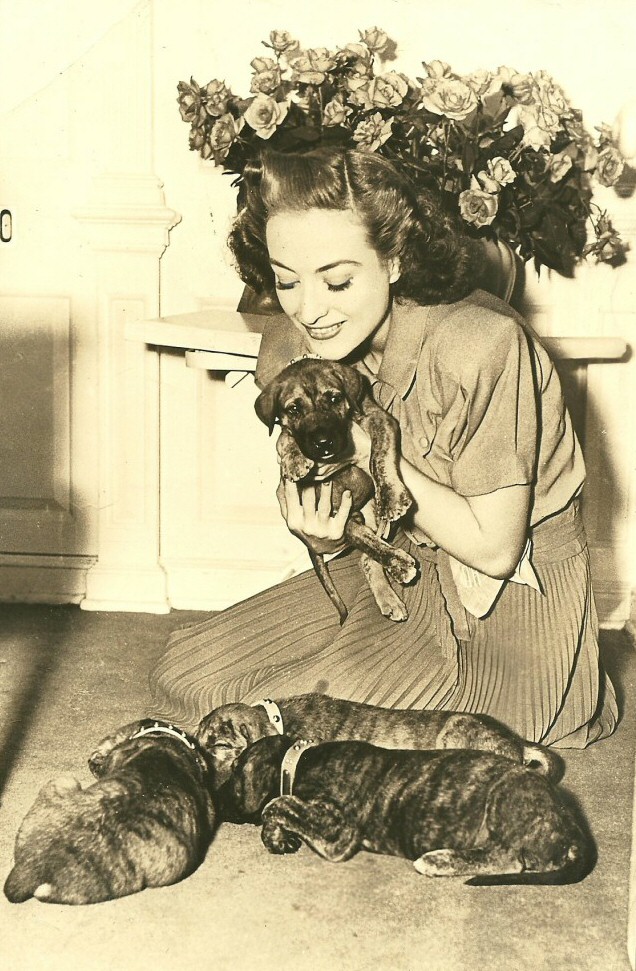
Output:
top-left (270, 259), bottom-right (362, 273)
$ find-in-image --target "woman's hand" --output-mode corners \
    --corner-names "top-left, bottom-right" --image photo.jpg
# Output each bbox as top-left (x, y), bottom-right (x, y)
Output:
top-left (277, 478), bottom-right (353, 555)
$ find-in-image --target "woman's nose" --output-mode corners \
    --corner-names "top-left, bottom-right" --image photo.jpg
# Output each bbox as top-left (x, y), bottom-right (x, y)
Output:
top-left (296, 284), bottom-right (327, 326)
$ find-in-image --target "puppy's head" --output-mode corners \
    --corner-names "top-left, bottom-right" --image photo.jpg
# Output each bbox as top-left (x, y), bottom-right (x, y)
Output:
top-left (89, 719), bottom-right (203, 780)
top-left (215, 735), bottom-right (289, 822)
top-left (255, 359), bottom-right (371, 462)
top-left (195, 704), bottom-right (278, 789)
top-left (88, 718), bottom-right (154, 777)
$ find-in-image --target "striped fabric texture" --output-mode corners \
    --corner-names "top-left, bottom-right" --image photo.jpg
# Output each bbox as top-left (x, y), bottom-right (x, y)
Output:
top-left (148, 503), bottom-right (617, 749)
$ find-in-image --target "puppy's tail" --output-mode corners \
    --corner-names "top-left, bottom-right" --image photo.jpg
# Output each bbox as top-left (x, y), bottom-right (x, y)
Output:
top-left (308, 550), bottom-right (348, 625)
top-left (522, 743), bottom-right (564, 782)
top-left (466, 836), bottom-right (593, 887)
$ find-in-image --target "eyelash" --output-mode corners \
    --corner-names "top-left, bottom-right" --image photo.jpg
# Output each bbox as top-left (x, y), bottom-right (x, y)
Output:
top-left (274, 279), bottom-right (353, 293)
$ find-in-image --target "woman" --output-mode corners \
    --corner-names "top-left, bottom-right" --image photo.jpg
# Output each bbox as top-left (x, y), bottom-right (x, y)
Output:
top-left (149, 147), bottom-right (617, 748)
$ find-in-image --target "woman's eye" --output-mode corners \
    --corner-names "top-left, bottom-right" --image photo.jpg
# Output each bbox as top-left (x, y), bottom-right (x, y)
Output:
top-left (274, 278), bottom-right (298, 291)
top-left (326, 279), bottom-right (352, 293)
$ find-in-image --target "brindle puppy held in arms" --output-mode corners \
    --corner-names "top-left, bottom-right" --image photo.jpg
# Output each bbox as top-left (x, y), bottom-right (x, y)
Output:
top-left (4, 719), bottom-right (216, 905)
top-left (255, 357), bottom-right (418, 623)
top-left (195, 693), bottom-right (563, 787)
top-left (216, 735), bottom-right (592, 885)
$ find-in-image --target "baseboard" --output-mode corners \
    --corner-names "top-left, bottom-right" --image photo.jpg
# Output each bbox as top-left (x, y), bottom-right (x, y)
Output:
top-left (594, 583), bottom-right (633, 631)
top-left (163, 552), bottom-right (312, 611)
top-left (0, 553), bottom-right (95, 604)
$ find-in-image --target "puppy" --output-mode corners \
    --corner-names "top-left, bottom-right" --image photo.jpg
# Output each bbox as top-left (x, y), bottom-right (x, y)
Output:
top-left (255, 357), bottom-right (418, 622)
top-left (195, 693), bottom-right (563, 787)
top-left (4, 719), bottom-right (216, 905)
top-left (215, 735), bottom-right (592, 885)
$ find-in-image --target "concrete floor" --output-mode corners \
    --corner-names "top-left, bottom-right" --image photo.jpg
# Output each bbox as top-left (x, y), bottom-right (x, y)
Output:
top-left (0, 605), bottom-right (634, 971)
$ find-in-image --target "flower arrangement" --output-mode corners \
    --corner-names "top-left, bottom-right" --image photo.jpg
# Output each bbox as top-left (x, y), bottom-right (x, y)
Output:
top-left (177, 27), bottom-right (627, 277)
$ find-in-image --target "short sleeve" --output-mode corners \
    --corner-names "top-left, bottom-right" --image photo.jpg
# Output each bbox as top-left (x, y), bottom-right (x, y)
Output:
top-left (436, 312), bottom-right (538, 497)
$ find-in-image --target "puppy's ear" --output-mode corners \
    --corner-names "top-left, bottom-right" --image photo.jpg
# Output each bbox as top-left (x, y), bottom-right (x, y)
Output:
top-left (230, 736), bottom-right (288, 818)
top-left (340, 366), bottom-right (370, 415)
top-left (254, 383), bottom-right (280, 435)
top-left (88, 719), bottom-right (149, 777)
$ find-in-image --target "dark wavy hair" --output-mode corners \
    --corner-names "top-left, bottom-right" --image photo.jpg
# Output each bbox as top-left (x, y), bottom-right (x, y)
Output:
top-left (228, 146), bottom-right (483, 306)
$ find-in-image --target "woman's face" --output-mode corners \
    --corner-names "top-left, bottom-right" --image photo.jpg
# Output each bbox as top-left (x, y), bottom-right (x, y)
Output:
top-left (265, 208), bottom-right (400, 361)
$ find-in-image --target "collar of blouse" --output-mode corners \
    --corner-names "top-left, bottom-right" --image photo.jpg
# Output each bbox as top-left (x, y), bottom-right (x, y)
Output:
top-left (255, 298), bottom-right (433, 398)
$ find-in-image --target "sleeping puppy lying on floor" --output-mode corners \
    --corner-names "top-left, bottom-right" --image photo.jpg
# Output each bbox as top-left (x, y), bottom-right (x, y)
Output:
top-left (195, 693), bottom-right (563, 787)
top-left (4, 719), bottom-right (216, 905)
top-left (215, 734), bottom-right (592, 885)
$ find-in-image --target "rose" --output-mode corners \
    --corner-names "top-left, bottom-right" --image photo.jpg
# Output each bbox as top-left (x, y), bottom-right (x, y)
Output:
top-left (459, 188), bottom-right (499, 228)
top-left (487, 157), bottom-right (516, 186)
top-left (466, 69), bottom-right (494, 97)
top-left (177, 78), bottom-right (207, 125)
top-left (323, 94), bottom-right (350, 127)
top-left (549, 152), bottom-right (573, 183)
top-left (595, 146), bottom-right (625, 186)
top-left (338, 43), bottom-right (373, 77)
top-left (243, 94), bottom-right (289, 139)
top-left (419, 78), bottom-right (478, 120)
top-left (203, 79), bottom-right (231, 118)
top-left (533, 71), bottom-right (570, 117)
top-left (209, 113), bottom-right (240, 161)
top-left (422, 60), bottom-right (453, 79)
top-left (287, 48), bottom-right (336, 85)
top-left (508, 72), bottom-right (534, 104)
top-left (368, 71), bottom-right (409, 108)
top-left (359, 26), bottom-right (390, 55)
top-left (250, 57), bottom-right (282, 95)
top-left (352, 112), bottom-right (393, 152)
top-left (477, 157), bottom-right (516, 193)
top-left (268, 30), bottom-right (299, 54)
top-left (506, 105), bottom-right (552, 150)
top-left (189, 125), bottom-right (212, 160)
top-left (490, 65), bottom-right (519, 89)
top-left (345, 75), bottom-right (373, 109)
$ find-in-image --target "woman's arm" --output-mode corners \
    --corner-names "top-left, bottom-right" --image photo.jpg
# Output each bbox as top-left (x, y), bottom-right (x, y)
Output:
top-left (277, 439), bottom-right (530, 576)
top-left (398, 457), bottom-right (531, 578)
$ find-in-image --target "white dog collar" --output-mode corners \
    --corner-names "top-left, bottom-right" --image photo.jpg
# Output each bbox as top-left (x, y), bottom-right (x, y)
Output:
top-left (280, 739), bottom-right (321, 796)
top-left (253, 698), bottom-right (284, 735)
top-left (130, 720), bottom-right (207, 775)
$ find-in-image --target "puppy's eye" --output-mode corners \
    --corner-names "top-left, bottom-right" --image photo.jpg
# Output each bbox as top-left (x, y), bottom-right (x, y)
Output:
top-left (326, 391), bottom-right (344, 405)
top-left (284, 402), bottom-right (302, 418)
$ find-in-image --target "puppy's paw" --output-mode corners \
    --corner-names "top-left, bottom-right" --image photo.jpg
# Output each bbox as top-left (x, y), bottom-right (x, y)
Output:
top-left (281, 453), bottom-right (315, 482)
top-left (385, 549), bottom-right (418, 585)
top-left (413, 849), bottom-right (460, 877)
top-left (262, 821), bottom-right (302, 855)
top-left (375, 481), bottom-right (412, 524)
top-left (374, 587), bottom-right (409, 622)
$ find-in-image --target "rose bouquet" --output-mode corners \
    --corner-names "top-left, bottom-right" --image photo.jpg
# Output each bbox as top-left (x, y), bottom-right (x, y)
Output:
top-left (177, 27), bottom-right (627, 276)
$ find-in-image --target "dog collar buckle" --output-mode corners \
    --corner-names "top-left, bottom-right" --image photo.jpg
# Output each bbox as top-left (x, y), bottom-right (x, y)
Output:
top-left (280, 738), bottom-right (320, 797)
top-left (253, 698), bottom-right (284, 735)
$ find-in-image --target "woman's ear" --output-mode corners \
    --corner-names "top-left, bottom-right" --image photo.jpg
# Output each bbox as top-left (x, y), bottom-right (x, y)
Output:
top-left (388, 259), bottom-right (401, 284)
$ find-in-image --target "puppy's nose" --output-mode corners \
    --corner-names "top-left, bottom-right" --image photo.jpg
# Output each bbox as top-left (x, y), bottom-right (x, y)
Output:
top-left (313, 434), bottom-right (336, 458)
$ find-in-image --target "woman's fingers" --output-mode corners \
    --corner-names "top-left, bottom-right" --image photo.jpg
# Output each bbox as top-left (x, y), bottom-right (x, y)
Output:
top-left (316, 480), bottom-right (333, 520)
top-left (281, 478), bottom-right (353, 541)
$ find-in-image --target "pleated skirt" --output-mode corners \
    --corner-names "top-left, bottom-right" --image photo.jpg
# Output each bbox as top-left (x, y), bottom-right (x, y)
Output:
top-left (148, 501), bottom-right (618, 748)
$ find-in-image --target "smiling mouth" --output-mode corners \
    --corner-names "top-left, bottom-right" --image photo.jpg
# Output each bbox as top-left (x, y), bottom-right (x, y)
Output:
top-left (304, 322), bottom-right (344, 341)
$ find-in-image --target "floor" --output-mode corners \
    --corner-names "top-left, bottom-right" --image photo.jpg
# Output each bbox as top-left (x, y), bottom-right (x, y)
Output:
top-left (0, 604), bottom-right (634, 971)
